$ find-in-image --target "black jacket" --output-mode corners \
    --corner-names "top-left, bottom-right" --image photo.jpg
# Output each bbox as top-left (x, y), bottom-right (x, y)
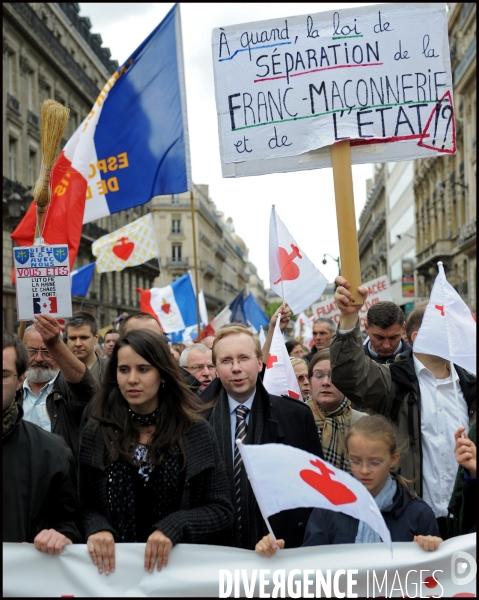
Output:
top-left (200, 377), bottom-right (324, 549)
top-left (303, 478), bottom-right (440, 546)
top-left (363, 338), bottom-right (411, 364)
top-left (78, 418), bottom-right (233, 545)
top-left (17, 367), bottom-right (98, 458)
top-left (3, 404), bottom-right (82, 544)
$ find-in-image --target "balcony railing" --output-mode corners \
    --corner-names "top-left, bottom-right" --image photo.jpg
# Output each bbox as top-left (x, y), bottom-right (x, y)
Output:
top-left (458, 217), bottom-right (476, 247)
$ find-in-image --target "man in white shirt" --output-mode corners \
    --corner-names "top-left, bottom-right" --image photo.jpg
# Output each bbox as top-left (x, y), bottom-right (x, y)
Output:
top-left (329, 276), bottom-right (476, 539)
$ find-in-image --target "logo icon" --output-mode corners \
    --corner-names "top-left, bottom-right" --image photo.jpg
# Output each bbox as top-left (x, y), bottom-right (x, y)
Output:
top-left (53, 247), bottom-right (68, 263)
top-left (14, 249), bottom-right (29, 265)
top-left (451, 551), bottom-right (476, 586)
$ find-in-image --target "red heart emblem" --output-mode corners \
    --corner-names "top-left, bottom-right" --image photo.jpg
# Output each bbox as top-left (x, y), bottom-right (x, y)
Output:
top-left (161, 301), bottom-right (171, 314)
top-left (112, 237), bottom-right (135, 261)
top-left (300, 459), bottom-right (357, 505)
top-left (273, 244), bottom-right (302, 285)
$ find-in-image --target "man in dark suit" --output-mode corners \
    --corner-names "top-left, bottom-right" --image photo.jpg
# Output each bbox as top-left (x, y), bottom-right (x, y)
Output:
top-left (200, 325), bottom-right (324, 550)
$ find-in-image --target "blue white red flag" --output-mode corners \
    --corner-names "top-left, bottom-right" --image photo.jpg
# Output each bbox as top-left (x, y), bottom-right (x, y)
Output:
top-left (71, 262), bottom-right (96, 296)
top-left (12, 4), bottom-right (190, 267)
top-left (137, 272), bottom-right (197, 334)
top-left (244, 293), bottom-right (269, 331)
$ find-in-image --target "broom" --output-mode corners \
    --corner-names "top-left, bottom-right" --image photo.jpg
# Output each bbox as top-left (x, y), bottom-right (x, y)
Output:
top-left (18, 99), bottom-right (70, 340)
top-left (32, 99), bottom-right (70, 239)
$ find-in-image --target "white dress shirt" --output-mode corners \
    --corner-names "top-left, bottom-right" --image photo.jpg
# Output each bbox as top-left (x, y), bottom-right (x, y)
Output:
top-left (22, 373), bottom-right (59, 431)
top-left (227, 393), bottom-right (255, 459)
top-left (414, 355), bottom-right (468, 518)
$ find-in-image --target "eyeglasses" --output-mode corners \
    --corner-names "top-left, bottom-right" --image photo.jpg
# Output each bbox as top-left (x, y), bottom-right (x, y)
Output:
top-left (27, 348), bottom-right (51, 357)
top-left (349, 459), bottom-right (386, 471)
top-left (189, 364), bottom-right (215, 373)
top-left (311, 371), bottom-right (331, 380)
top-left (219, 356), bottom-right (254, 366)
top-left (3, 372), bottom-right (18, 385)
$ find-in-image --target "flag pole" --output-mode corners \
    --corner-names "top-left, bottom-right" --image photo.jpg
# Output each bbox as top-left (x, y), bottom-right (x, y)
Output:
top-left (237, 440), bottom-right (278, 543)
top-left (272, 205), bottom-right (286, 303)
top-left (330, 141), bottom-right (363, 306)
top-left (190, 190), bottom-right (202, 338)
top-left (438, 262), bottom-right (466, 434)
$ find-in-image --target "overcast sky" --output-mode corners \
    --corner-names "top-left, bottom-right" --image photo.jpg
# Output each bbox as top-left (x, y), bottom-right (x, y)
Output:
top-left (78, 3), bottom-right (377, 287)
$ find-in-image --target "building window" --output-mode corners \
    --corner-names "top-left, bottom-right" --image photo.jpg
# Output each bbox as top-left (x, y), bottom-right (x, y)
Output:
top-left (6, 51), bottom-right (15, 95)
top-left (390, 259), bottom-right (402, 284)
top-left (28, 149), bottom-right (37, 187)
top-left (8, 138), bottom-right (17, 181)
top-left (388, 162), bottom-right (414, 210)
top-left (389, 205), bottom-right (414, 247)
top-left (172, 244), bottom-right (182, 263)
top-left (171, 218), bottom-right (181, 233)
top-left (27, 71), bottom-right (35, 111)
top-left (171, 194), bottom-right (179, 205)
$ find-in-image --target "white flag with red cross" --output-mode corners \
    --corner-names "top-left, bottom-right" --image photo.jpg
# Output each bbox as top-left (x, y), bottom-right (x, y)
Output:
top-left (237, 441), bottom-right (392, 552)
top-left (262, 316), bottom-right (302, 400)
top-left (294, 311), bottom-right (313, 347)
top-left (269, 206), bottom-right (328, 314)
top-left (413, 261), bottom-right (476, 375)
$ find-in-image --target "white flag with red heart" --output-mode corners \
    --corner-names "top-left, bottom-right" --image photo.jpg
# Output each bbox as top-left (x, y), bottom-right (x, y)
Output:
top-left (92, 213), bottom-right (159, 272)
top-left (413, 261), bottom-right (476, 375)
top-left (263, 316), bottom-right (302, 400)
top-left (269, 207), bottom-right (328, 314)
top-left (238, 441), bottom-right (392, 552)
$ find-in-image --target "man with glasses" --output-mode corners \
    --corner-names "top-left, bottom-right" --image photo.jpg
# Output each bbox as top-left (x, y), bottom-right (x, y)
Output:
top-left (200, 325), bottom-right (323, 551)
top-left (179, 344), bottom-right (216, 393)
top-left (19, 314), bottom-right (97, 456)
top-left (3, 331), bottom-right (82, 550)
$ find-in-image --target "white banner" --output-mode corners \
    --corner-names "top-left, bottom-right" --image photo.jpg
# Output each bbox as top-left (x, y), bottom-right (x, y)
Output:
top-left (311, 275), bottom-right (393, 331)
top-left (3, 535), bottom-right (476, 597)
top-left (212, 3), bottom-right (455, 178)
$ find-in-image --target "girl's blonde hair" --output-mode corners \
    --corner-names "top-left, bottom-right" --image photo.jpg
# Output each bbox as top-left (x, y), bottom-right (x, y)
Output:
top-left (345, 413), bottom-right (417, 498)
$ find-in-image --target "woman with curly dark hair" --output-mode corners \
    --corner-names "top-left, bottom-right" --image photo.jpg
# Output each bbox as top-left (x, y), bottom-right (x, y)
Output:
top-left (78, 329), bottom-right (233, 575)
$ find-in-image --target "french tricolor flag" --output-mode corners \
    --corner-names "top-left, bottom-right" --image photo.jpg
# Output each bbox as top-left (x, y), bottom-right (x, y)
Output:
top-left (12, 4), bottom-right (190, 269)
top-left (136, 272), bottom-right (198, 334)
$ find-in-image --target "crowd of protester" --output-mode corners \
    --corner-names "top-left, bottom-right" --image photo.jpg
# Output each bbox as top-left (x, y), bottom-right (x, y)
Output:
top-left (2, 277), bottom-right (476, 574)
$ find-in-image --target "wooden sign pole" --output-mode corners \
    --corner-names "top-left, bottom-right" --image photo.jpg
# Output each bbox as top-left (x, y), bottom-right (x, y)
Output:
top-left (331, 141), bottom-right (363, 306)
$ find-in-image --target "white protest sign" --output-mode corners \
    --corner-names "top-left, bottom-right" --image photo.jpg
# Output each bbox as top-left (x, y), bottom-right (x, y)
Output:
top-left (212, 3), bottom-right (455, 178)
top-left (13, 245), bottom-right (72, 321)
top-left (311, 275), bottom-right (393, 331)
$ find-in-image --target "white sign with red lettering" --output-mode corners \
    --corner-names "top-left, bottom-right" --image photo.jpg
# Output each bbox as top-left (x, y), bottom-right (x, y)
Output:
top-left (311, 275), bottom-right (393, 331)
top-left (13, 245), bottom-right (72, 321)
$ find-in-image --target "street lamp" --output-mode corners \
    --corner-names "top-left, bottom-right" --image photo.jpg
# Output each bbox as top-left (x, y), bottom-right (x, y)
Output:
top-left (322, 253), bottom-right (341, 275)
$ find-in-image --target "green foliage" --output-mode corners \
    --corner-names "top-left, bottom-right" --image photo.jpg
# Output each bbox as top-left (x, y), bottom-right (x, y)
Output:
top-left (265, 301), bottom-right (282, 320)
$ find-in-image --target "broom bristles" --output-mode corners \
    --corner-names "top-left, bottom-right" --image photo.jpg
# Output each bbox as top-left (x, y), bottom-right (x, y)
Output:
top-left (33, 99), bottom-right (70, 210)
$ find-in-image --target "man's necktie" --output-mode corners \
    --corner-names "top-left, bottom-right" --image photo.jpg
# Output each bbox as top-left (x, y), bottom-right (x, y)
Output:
top-left (233, 405), bottom-right (250, 536)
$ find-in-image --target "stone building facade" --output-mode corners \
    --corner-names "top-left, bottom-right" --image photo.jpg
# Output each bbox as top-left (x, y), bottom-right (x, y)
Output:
top-left (150, 184), bottom-right (266, 320)
top-left (3, 2), bottom-right (159, 333)
top-left (414, 2), bottom-right (476, 311)
top-left (358, 163), bottom-right (388, 284)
